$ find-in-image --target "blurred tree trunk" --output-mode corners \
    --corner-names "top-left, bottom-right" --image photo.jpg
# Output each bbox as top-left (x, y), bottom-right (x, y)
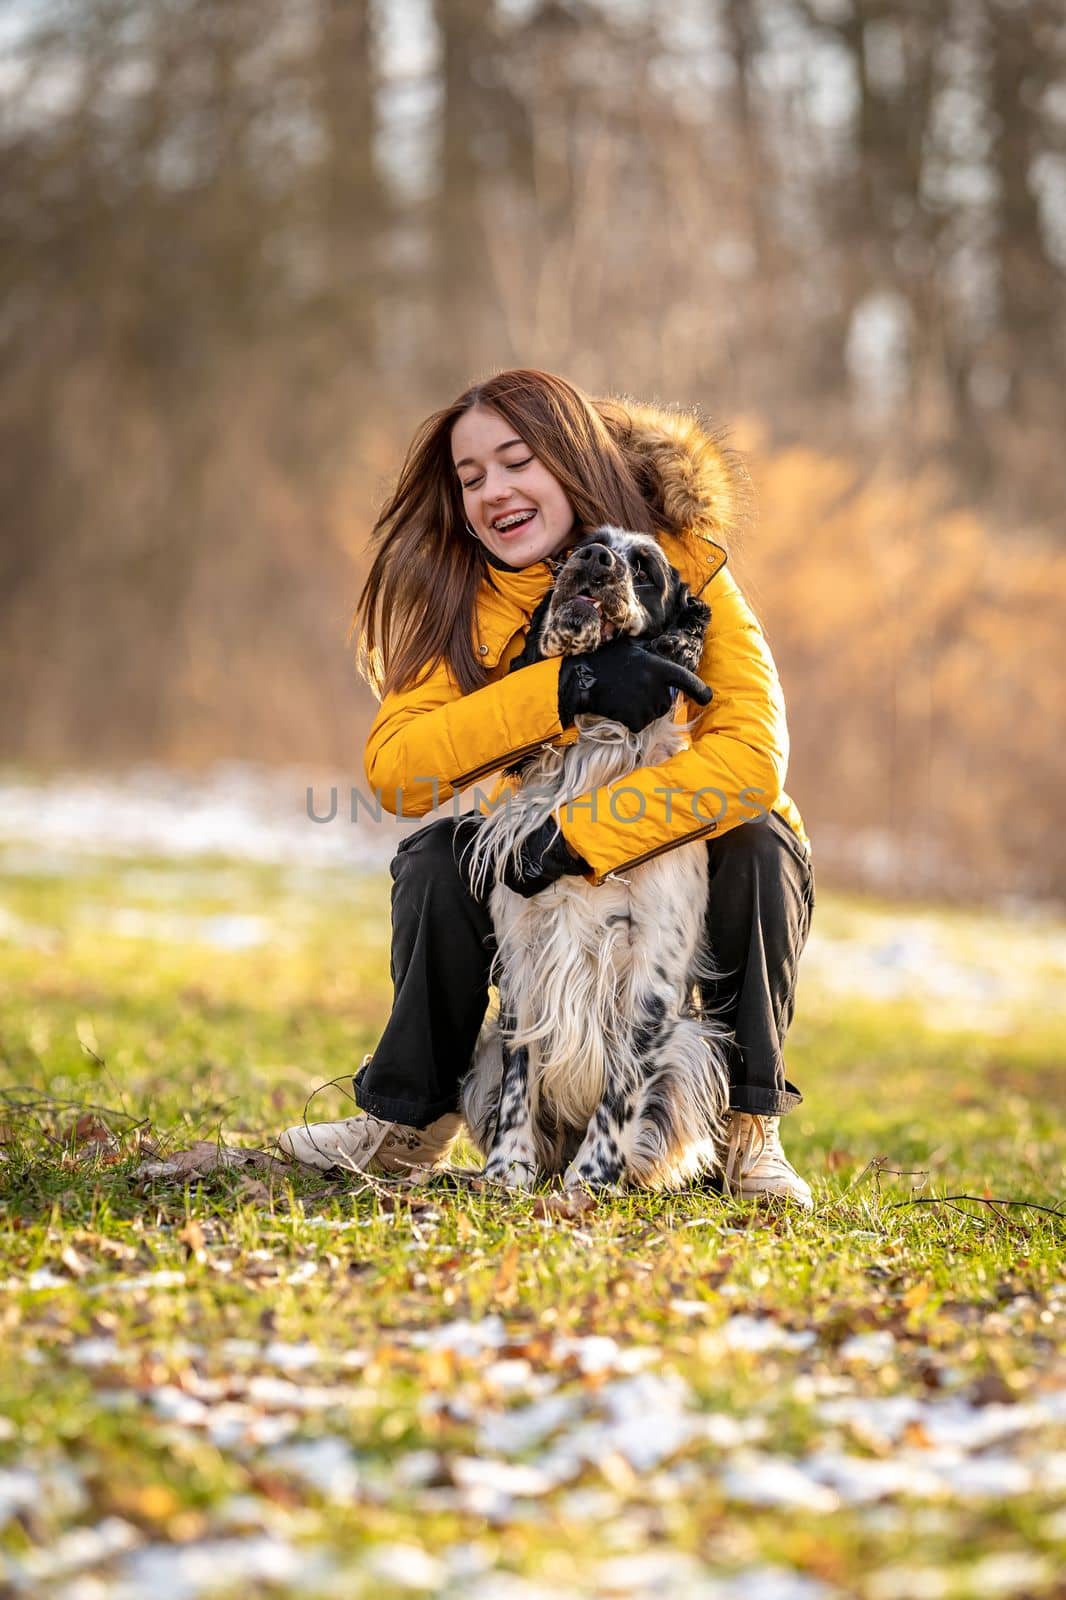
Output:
top-left (722, 0), bottom-right (772, 274)
top-left (317, 0), bottom-right (382, 366)
top-left (983, 0), bottom-right (1064, 522)
top-left (430, 0), bottom-right (513, 388)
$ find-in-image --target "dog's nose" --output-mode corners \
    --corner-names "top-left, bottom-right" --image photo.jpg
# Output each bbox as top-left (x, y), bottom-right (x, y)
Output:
top-left (572, 542), bottom-right (615, 572)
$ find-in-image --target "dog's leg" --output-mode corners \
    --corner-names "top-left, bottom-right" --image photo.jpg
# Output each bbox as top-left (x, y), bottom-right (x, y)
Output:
top-left (618, 1014), bottom-right (729, 1190)
top-left (483, 1038), bottom-right (539, 1189)
top-left (562, 996), bottom-right (727, 1192)
top-left (562, 989), bottom-right (669, 1191)
top-left (560, 1090), bottom-right (628, 1191)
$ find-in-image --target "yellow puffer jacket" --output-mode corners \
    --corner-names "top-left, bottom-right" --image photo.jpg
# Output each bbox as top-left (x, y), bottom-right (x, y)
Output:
top-left (364, 403), bottom-right (808, 885)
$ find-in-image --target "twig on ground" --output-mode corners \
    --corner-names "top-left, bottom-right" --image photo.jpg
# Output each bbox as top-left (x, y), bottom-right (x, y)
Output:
top-left (885, 1194), bottom-right (1064, 1220)
top-left (821, 1155), bottom-right (931, 1221)
top-left (0, 1087), bottom-right (148, 1130)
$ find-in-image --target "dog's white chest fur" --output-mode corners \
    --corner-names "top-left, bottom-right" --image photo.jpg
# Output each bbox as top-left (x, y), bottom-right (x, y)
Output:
top-left (460, 715), bottom-right (728, 1190)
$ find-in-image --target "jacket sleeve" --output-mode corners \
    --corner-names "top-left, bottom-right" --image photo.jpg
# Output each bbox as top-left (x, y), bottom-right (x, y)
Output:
top-left (364, 651), bottom-right (566, 817)
top-left (555, 567), bottom-right (790, 882)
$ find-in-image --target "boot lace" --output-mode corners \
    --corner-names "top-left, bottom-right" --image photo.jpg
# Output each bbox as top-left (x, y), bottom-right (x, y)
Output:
top-left (724, 1113), bottom-right (768, 1195)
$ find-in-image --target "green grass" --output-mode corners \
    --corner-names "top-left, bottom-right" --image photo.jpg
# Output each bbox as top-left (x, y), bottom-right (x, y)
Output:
top-left (0, 856), bottom-right (1063, 1598)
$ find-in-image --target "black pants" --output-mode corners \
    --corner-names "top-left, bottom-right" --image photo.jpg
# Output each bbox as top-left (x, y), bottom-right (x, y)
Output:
top-left (355, 813), bottom-right (814, 1127)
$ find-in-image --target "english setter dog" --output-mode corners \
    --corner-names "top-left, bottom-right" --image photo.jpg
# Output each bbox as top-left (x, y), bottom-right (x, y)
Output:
top-left (459, 527), bottom-right (730, 1192)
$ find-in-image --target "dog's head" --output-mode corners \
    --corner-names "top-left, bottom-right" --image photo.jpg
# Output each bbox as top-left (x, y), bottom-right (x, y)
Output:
top-left (536, 526), bottom-right (710, 674)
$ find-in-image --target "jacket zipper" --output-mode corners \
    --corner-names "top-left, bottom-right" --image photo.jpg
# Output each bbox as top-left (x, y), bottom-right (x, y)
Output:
top-left (600, 819), bottom-right (719, 885)
top-left (453, 736), bottom-right (563, 791)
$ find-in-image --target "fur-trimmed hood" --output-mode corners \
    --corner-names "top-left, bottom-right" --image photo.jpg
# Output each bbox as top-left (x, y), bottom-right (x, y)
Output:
top-left (598, 397), bottom-right (750, 552)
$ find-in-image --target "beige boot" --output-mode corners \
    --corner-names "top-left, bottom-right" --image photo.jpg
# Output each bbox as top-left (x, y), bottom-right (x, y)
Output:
top-left (278, 1110), bottom-right (460, 1174)
top-left (278, 1061), bottom-right (460, 1174)
top-left (722, 1113), bottom-right (813, 1210)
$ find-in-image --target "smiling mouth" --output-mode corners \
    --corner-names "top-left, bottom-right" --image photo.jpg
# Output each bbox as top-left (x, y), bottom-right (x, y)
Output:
top-left (492, 510), bottom-right (537, 534)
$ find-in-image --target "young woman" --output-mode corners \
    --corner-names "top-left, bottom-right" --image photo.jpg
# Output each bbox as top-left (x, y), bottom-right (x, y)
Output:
top-left (279, 370), bottom-right (815, 1206)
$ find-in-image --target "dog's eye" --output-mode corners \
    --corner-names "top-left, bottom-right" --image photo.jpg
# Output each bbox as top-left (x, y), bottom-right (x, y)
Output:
top-left (632, 561), bottom-right (652, 586)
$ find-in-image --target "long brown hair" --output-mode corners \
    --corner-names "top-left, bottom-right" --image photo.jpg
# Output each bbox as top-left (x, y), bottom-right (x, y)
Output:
top-left (353, 370), bottom-right (665, 698)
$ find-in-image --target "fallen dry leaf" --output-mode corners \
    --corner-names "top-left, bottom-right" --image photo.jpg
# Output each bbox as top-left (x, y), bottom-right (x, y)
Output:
top-left (135, 1140), bottom-right (287, 1182)
top-left (179, 1219), bottom-right (206, 1259)
top-left (60, 1245), bottom-right (89, 1279)
top-left (455, 1212), bottom-right (476, 1243)
top-left (70, 1113), bottom-right (118, 1151)
top-left (234, 1177), bottom-right (274, 1207)
top-left (492, 1243), bottom-right (520, 1304)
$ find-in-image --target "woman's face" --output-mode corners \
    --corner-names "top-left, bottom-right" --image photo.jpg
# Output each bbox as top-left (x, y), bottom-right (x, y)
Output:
top-left (452, 406), bottom-right (576, 568)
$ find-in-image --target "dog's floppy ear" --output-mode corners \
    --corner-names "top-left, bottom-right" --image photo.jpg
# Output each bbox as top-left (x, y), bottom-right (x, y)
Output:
top-left (647, 584), bottom-right (711, 675)
top-left (507, 590), bottom-right (554, 673)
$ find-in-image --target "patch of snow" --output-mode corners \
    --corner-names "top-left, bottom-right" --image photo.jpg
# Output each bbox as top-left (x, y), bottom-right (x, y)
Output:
top-left (113, 1533), bottom-right (308, 1599)
top-left (717, 1569), bottom-right (839, 1600)
top-left (0, 1466), bottom-right (39, 1528)
top-left (411, 1316), bottom-right (508, 1356)
top-left (365, 1543), bottom-right (443, 1591)
top-left (79, 907), bottom-right (270, 949)
top-left (720, 1453), bottom-right (840, 1512)
top-left (482, 1358), bottom-right (535, 1392)
top-left (539, 1373), bottom-right (702, 1477)
top-left (479, 1393), bottom-right (580, 1456)
top-left (271, 1437), bottom-right (360, 1500)
top-left (390, 1450), bottom-right (442, 1489)
top-left (243, 1375), bottom-right (347, 1412)
top-left (0, 765), bottom-right (404, 870)
top-left (68, 1338), bottom-right (132, 1368)
top-left (26, 1269), bottom-right (69, 1290)
top-left (261, 1340), bottom-right (323, 1371)
top-left (838, 1330), bottom-right (896, 1364)
top-left (702, 1414), bottom-right (768, 1448)
top-left (551, 1335), bottom-right (661, 1374)
top-left (721, 1316), bottom-right (817, 1353)
top-left (281, 1260), bottom-right (318, 1285)
top-left (462, 1573), bottom-right (567, 1600)
top-left (819, 1391), bottom-right (1066, 1453)
top-left (803, 1450), bottom-right (948, 1504)
top-left (452, 1457), bottom-right (561, 1499)
top-left (2, 1461), bottom-right (88, 1534)
top-left (94, 1270), bottom-right (186, 1294)
top-left (802, 903), bottom-right (1066, 1032)
top-left (16, 1516), bottom-right (140, 1581)
top-left (595, 1549), bottom-right (719, 1596)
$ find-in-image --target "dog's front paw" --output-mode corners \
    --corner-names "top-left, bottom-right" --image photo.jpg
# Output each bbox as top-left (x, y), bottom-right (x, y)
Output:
top-left (484, 1155), bottom-right (538, 1190)
top-left (562, 1160), bottom-right (622, 1195)
top-left (543, 611), bottom-right (603, 657)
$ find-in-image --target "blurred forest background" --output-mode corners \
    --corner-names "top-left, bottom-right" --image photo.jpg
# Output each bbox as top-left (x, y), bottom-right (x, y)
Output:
top-left (1, 0), bottom-right (1064, 900)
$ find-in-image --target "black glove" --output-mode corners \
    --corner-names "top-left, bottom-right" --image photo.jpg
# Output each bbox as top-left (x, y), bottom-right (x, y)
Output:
top-left (558, 636), bottom-right (713, 734)
top-left (454, 814), bottom-right (588, 901)
top-left (501, 818), bottom-right (589, 899)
